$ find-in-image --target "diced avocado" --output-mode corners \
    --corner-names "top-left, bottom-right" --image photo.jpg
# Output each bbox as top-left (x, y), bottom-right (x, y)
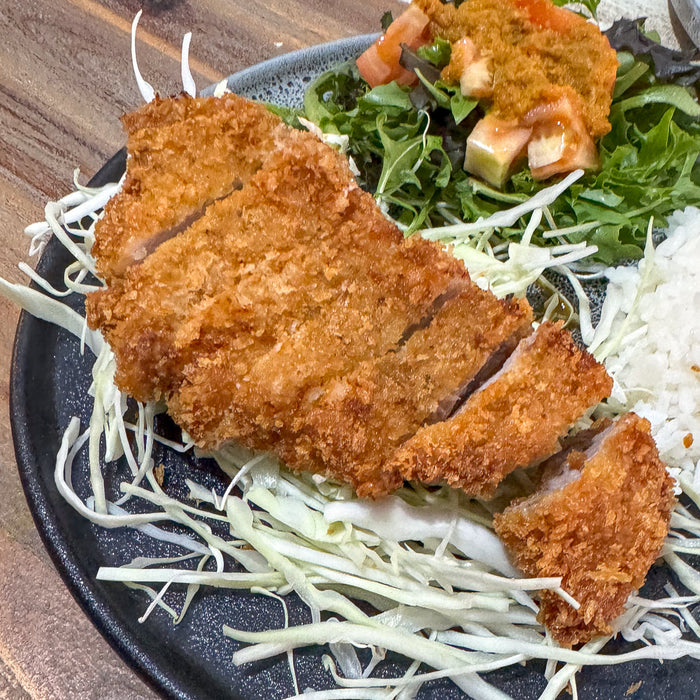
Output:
top-left (464, 116), bottom-right (532, 188)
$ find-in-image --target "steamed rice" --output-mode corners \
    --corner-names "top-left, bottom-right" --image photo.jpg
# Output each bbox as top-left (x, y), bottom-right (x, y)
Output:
top-left (589, 207), bottom-right (700, 475)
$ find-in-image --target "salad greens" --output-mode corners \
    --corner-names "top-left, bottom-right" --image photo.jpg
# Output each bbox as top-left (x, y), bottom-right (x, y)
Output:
top-left (605, 17), bottom-right (700, 85)
top-left (300, 19), bottom-right (700, 264)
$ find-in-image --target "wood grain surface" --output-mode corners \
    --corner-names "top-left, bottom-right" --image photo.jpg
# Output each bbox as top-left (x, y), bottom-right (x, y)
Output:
top-left (0, 0), bottom-right (683, 698)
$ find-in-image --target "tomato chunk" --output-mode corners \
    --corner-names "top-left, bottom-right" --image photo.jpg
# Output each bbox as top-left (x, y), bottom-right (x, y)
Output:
top-left (356, 6), bottom-right (432, 87)
top-left (513, 0), bottom-right (577, 33)
top-left (523, 95), bottom-right (599, 179)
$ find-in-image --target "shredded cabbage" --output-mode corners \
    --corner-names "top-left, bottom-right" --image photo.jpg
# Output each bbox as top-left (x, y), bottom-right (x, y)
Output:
top-left (4, 26), bottom-right (700, 698)
top-left (5, 172), bottom-right (700, 700)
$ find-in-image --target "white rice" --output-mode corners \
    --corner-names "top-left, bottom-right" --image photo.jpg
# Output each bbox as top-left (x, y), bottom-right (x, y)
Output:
top-left (589, 207), bottom-right (700, 476)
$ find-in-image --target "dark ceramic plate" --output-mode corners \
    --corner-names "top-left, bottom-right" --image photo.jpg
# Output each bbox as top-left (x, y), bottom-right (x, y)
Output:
top-left (10, 35), bottom-right (700, 700)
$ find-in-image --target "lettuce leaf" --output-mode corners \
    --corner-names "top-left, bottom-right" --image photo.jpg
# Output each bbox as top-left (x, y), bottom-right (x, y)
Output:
top-left (301, 39), bottom-right (700, 263)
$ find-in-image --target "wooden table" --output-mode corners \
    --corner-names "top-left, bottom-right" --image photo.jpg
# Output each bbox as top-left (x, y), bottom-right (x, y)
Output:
top-left (0, 1), bottom-right (686, 698)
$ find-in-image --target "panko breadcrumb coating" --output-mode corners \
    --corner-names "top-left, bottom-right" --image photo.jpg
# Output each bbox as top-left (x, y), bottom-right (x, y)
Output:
top-left (91, 93), bottom-right (289, 282)
top-left (86, 130), bottom-right (364, 403)
top-left (88, 100), bottom-right (480, 490)
top-left (388, 321), bottom-right (613, 498)
top-left (88, 92), bottom-right (621, 505)
top-left (166, 170), bottom-right (471, 457)
top-left (494, 413), bottom-right (676, 646)
top-left (277, 289), bottom-right (533, 497)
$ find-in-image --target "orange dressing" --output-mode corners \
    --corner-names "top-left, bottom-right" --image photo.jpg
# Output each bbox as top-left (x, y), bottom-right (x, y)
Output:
top-left (414, 0), bottom-right (618, 138)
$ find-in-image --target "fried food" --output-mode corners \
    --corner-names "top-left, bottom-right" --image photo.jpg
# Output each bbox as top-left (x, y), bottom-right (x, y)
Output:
top-left (88, 113), bottom-right (474, 471)
top-left (275, 288), bottom-right (533, 497)
top-left (493, 413), bottom-right (676, 645)
top-left (91, 93), bottom-right (289, 283)
top-left (166, 175), bottom-right (471, 456)
top-left (388, 321), bottom-right (613, 498)
top-left (88, 93), bottom-right (621, 506)
top-left (86, 129), bottom-right (361, 401)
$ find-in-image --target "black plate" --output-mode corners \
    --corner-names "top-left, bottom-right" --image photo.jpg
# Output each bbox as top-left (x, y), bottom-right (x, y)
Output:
top-left (10, 35), bottom-right (700, 700)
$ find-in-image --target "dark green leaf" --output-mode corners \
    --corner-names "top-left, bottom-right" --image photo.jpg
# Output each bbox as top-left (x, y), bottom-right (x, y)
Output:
top-left (612, 56), bottom-right (649, 98)
top-left (578, 188), bottom-right (624, 207)
top-left (361, 83), bottom-right (414, 109)
top-left (381, 11), bottom-right (393, 32)
top-left (416, 37), bottom-right (452, 68)
top-left (616, 85), bottom-right (700, 117)
top-left (604, 18), bottom-right (700, 85)
top-left (401, 48), bottom-right (442, 84)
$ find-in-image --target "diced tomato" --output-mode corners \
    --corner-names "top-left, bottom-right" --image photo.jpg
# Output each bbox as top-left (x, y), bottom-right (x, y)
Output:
top-left (514, 0), bottom-right (577, 33)
top-left (464, 115), bottom-right (532, 188)
top-left (523, 95), bottom-right (599, 179)
top-left (356, 5), bottom-right (432, 88)
top-left (356, 43), bottom-right (408, 87)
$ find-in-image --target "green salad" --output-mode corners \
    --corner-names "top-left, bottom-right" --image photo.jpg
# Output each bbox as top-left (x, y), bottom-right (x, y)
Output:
top-left (285, 17), bottom-right (700, 265)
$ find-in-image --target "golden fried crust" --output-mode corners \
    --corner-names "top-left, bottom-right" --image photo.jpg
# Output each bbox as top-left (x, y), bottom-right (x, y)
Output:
top-left (91, 92), bottom-right (615, 504)
top-left (415, 0), bottom-right (617, 137)
top-left (167, 186), bottom-right (471, 454)
top-left (92, 93), bottom-right (288, 283)
top-left (493, 413), bottom-right (676, 646)
top-left (86, 130), bottom-right (361, 402)
top-left (120, 93), bottom-right (213, 135)
top-left (388, 321), bottom-right (613, 498)
top-left (277, 292), bottom-right (533, 498)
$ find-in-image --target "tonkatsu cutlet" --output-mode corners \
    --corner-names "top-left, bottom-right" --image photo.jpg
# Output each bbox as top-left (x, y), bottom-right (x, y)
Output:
top-left (275, 289), bottom-right (532, 498)
top-left (91, 93), bottom-right (289, 283)
top-left (387, 321), bottom-right (613, 498)
top-left (120, 92), bottom-right (232, 134)
top-left (89, 91), bottom-right (620, 506)
top-left (88, 124), bottom-right (471, 461)
top-left (166, 176), bottom-right (471, 455)
top-left (87, 129), bottom-right (391, 402)
top-left (494, 413), bottom-right (676, 646)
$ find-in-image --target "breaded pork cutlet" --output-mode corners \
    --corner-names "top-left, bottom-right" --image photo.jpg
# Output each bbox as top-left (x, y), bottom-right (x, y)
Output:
top-left (167, 180), bottom-right (471, 456)
top-left (387, 321), bottom-right (613, 498)
top-left (86, 130), bottom-right (377, 402)
top-left (275, 289), bottom-right (532, 497)
top-left (88, 125), bottom-right (471, 442)
top-left (91, 93), bottom-right (289, 282)
top-left (494, 413), bottom-right (676, 646)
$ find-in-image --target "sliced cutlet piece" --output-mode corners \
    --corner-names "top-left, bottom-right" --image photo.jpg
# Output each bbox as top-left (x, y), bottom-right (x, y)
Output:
top-left (86, 130), bottom-right (364, 403)
top-left (388, 321), bottom-right (613, 498)
top-left (493, 413), bottom-right (676, 646)
top-left (167, 184), bottom-right (471, 454)
top-left (277, 289), bottom-right (533, 498)
top-left (92, 93), bottom-right (290, 282)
